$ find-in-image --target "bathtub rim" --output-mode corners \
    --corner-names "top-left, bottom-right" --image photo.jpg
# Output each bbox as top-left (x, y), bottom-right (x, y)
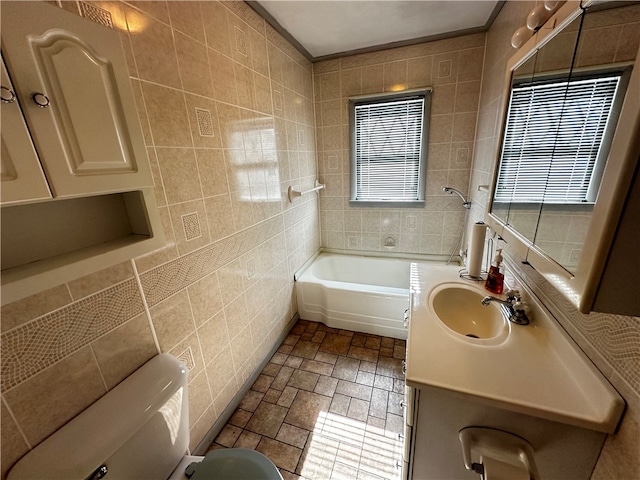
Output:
top-left (294, 248), bottom-right (460, 281)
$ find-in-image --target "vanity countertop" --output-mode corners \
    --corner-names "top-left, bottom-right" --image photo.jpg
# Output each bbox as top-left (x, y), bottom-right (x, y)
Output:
top-left (405, 263), bottom-right (624, 433)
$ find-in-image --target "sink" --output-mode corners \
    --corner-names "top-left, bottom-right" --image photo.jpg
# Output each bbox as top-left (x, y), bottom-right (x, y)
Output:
top-left (429, 283), bottom-right (509, 343)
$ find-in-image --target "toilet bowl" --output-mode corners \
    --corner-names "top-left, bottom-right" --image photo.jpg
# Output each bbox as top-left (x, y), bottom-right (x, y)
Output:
top-left (8, 354), bottom-right (282, 480)
top-left (168, 449), bottom-right (284, 480)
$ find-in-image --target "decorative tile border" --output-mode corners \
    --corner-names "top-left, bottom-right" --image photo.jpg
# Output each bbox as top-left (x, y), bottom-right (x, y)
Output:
top-left (140, 216), bottom-right (284, 307)
top-left (1, 279), bottom-right (144, 392)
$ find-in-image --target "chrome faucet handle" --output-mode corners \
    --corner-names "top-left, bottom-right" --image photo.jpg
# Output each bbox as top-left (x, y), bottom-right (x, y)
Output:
top-left (504, 289), bottom-right (520, 302)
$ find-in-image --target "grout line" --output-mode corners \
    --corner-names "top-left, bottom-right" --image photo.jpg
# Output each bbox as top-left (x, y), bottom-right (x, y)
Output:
top-left (2, 395), bottom-right (33, 450)
top-left (131, 259), bottom-right (161, 354)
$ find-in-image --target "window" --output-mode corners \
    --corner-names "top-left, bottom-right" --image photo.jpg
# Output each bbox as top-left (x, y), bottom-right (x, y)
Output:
top-left (495, 71), bottom-right (627, 204)
top-left (349, 90), bottom-right (431, 207)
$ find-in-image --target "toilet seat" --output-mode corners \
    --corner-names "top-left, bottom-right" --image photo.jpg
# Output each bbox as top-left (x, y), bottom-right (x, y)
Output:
top-left (167, 450), bottom-right (284, 480)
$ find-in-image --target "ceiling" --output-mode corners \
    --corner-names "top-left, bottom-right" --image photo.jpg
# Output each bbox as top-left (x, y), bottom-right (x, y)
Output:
top-left (249, 1), bottom-right (503, 61)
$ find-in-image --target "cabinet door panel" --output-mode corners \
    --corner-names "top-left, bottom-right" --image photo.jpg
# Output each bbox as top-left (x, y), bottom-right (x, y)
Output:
top-left (1, 2), bottom-right (152, 198)
top-left (0, 56), bottom-right (52, 205)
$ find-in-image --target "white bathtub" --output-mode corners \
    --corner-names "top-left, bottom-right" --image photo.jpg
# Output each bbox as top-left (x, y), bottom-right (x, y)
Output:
top-left (295, 253), bottom-right (428, 339)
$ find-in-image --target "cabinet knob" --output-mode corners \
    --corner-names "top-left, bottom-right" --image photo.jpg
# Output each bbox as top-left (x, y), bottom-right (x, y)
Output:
top-left (32, 92), bottom-right (50, 108)
top-left (1, 86), bottom-right (16, 103)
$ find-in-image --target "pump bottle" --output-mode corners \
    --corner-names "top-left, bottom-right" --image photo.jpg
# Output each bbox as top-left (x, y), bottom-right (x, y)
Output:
top-left (485, 248), bottom-right (504, 294)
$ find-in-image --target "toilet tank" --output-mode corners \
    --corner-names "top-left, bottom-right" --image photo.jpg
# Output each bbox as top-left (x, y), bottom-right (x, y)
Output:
top-left (8, 354), bottom-right (189, 480)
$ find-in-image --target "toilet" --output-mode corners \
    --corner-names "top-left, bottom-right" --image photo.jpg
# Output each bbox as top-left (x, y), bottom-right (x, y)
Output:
top-left (7, 354), bottom-right (284, 480)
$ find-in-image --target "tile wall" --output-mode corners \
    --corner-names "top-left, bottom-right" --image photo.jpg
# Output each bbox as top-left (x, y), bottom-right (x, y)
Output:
top-left (0, 1), bottom-right (319, 477)
top-left (466, 1), bottom-right (640, 478)
top-left (313, 34), bottom-right (485, 256)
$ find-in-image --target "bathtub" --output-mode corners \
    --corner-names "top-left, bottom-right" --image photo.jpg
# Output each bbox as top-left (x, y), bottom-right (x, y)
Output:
top-left (295, 253), bottom-right (428, 339)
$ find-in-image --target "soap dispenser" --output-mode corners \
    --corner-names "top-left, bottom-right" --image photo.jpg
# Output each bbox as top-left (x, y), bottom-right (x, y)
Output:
top-left (485, 248), bottom-right (504, 294)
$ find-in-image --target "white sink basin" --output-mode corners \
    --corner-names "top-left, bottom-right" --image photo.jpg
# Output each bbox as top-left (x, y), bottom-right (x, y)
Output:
top-left (429, 283), bottom-right (509, 344)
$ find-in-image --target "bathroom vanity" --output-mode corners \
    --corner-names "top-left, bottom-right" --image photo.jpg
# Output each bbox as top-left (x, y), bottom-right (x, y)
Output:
top-left (402, 264), bottom-right (624, 480)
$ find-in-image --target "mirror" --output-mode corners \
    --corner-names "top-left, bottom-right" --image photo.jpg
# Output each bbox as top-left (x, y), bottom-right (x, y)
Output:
top-left (486, 0), bottom-right (640, 313)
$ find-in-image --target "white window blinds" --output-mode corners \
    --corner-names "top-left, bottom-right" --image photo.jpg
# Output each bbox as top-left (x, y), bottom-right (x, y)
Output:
top-left (353, 96), bottom-right (425, 202)
top-left (495, 74), bottom-right (621, 203)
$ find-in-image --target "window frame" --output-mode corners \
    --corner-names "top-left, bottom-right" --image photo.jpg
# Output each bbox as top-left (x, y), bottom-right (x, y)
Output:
top-left (348, 89), bottom-right (431, 208)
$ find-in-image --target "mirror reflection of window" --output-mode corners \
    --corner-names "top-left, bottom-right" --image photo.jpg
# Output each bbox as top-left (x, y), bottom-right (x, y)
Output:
top-left (490, 2), bottom-right (639, 274)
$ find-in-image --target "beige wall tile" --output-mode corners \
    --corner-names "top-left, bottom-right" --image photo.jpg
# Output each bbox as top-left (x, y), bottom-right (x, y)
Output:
top-left (149, 290), bottom-right (196, 352)
top-left (196, 149), bottom-right (229, 198)
top-left (175, 31), bottom-right (213, 98)
top-left (128, 1), bottom-right (169, 25)
top-left (169, 331), bottom-right (206, 378)
top-left (188, 272), bottom-right (224, 327)
top-left (1, 401), bottom-right (29, 478)
top-left (206, 345), bottom-right (236, 394)
top-left (156, 147), bottom-right (202, 204)
top-left (190, 404), bottom-right (218, 451)
top-left (91, 313), bottom-right (157, 388)
top-left (204, 194), bottom-right (236, 241)
top-left (4, 347), bottom-right (106, 446)
top-left (1, 284), bottom-right (71, 333)
top-left (383, 60), bottom-right (408, 91)
top-left (187, 369), bottom-right (213, 430)
top-left (198, 310), bottom-right (230, 364)
top-left (142, 83), bottom-right (193, 147)
top-left (68, 262), bottom-right (134, 301)
top-left (209, 49), bottom-right (239, 105)
top-left (202, 1), bottom-right (231, 56)
top-left (168, 1), bottom-right (205, 44)
top-left (126, 6), bottom-right (181, 89)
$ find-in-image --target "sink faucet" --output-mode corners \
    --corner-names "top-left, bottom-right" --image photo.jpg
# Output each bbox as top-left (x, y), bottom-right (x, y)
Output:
top-left (482, 289), bottom-right (530, 325)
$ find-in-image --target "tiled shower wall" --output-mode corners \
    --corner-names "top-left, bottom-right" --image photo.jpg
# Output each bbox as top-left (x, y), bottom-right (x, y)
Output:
top-left (0, 1), bottom-right (319, 477)
top-left (314, 34), bottom-right (485, 256)
top-left (467, 1), bottom-right (640, 478)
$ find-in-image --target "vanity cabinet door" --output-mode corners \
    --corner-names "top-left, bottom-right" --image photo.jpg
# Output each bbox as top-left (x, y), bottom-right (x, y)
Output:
top-left (1, 56), bottom-right (52, 205)
top-left (0, 1), bottom-right (152, 200)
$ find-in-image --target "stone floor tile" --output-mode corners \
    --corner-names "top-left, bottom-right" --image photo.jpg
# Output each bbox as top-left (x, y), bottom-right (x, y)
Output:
top-left (347, 346), bottom-right (379, 363)
top-left (385, 412), bottom-right (404, 435)
top-left (359, 361), bottom-right (377, 374)
top-left (393, 345), bottom-right (406, 359)
top-left (332, 356), bottom-right (360, 382)
top-left (263, 388), bottom-right (282, 404)
top-left (331, 461), bottom-right (360, 480)
top-left (305, 322), bottom-right (319, 334)
top-left (214, 424), bottom-right (242, 447)
top-left (283, 334), bottom-right (301, 345)
top-left (329, 393), bottom-right (350, 416)
top-left (277, 423), bottom-right (310, 449)
top-left (246, 402), bottom-right (289, 438)
top-left (336, 443), bottom-right (362, 469)
top-left (387, 392), bottom-right (404, 415)
top-left (300, 358), bottom-right (334, 376)
top-left (393, 378), bottom-right (404, 393)
top-left (234, 429), bottom-right (261, 449)
top-left (373, 374), bottom-right (393, 391)
top-left (380, 337), bottom-right (394, 348)
top-left (290, 324), bottom-right (306, 335)
top-left (278, 344), bottom-right (294, 354)
top-left (280, 470), bottom-right (302, 480)
top-left (257, 437), bottom-right (302, 473)
top-left (311, 331), bottom-right (326, 343)
top-left (319, 333), bottom-right (352, 356)
top-left (338, 329), bottom-right (354, 337)
top-left (336, 379), bottom-right (373, 401)
top-left (277, 386), bottom-right (299, 408)
top-left (379, 347), bottom-right (393, 357)
top-left (262, 362), bottom-right (283, 377)
top-left (369, 388), bottom-right (389, 419)
top-left (229, 408), bottom-right (252, 428)
top-left (285, 356), bottom-right (304, 369)
top-left (364, 337), bottom-right (381, 350)
top-left (366, 415), bottom-right (386, 430)
top-left (239, 390), bottom-right (264, 412)
top-left (300, 332), bottom-right (314, 341)
top-left (347, 398), bottom-right (370, 422)
top-left (288, 369), bottom-right (320, 391)
top-left (376, 357), bottom-right (403, 379)
top-left (271, 365), bottom-right (295, 390)
top-left (314, 375), bottom-right (339, 397)
top-left (270, 352), bottom-right (288, 365)
top-left (285, 390), bottom-right (332, 431)
top-left (355, 371), bottom-right (375, 386)
top-left (252, 374), bottom-right (274, 393)
top-left (315, 351), bottom-right (338, 364)
top-left (351, 334), bottom-right (366, 347)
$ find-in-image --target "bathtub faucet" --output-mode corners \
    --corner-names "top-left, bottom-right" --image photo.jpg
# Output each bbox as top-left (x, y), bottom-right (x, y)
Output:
top-left (481, 290), bottom-right (530, 325)
top-left (442, 186), bottom-right (471, 209)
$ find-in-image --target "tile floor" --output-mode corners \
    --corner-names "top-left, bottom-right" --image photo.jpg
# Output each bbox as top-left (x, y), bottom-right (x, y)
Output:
top-left (208, 319), bottom-right (407, 480)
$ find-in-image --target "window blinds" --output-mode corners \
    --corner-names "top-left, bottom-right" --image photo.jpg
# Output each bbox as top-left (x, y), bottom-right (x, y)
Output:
top-left (354, 97), bottom-right (424, 201)
top-left (495, 75), bottom-right (621, 203)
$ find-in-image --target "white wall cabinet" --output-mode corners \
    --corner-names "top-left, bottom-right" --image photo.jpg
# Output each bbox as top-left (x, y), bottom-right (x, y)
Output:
top-left (1, 1), bottom-right (152, 205)
top-left (0, 2), bottom-right (163, 305)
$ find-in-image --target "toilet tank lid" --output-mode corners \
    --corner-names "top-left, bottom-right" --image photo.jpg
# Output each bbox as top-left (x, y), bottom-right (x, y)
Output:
top-left (8, 353), bottom-right (188, 480)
